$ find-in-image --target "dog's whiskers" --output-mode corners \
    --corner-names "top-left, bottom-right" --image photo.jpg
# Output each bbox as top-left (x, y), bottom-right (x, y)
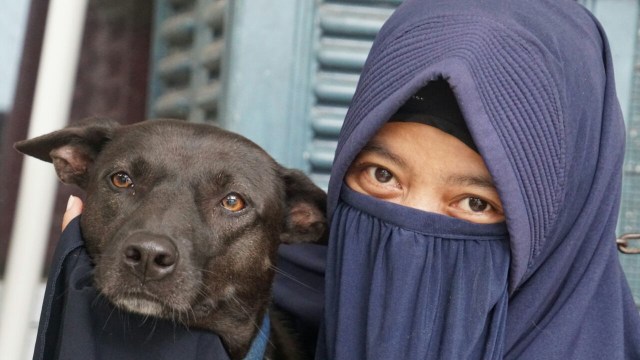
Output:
top-left (178, 309), bottom-right (187, 326)
top-left (182, 263), bottom-right (218, 276)
top-left (142, 317), bottom-right (159, 343)
top-left (187, 304), bottom-right (198, 325)
top-left (228, 295), bottom-right (275, 350)
top-left (102, 301), bottom-right (118, 331)
top-left (91, 292), bottom-right (107, 308)
top-left (270, 265), bottom-right (319, 293)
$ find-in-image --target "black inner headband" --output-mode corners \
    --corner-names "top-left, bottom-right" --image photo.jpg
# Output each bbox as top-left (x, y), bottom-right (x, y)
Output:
top-left (391, 79), bottom-right (478, 153)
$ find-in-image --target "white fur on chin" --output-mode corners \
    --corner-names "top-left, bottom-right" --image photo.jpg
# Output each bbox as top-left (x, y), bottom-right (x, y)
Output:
top-left (116, 298), bottom-right (163, 316)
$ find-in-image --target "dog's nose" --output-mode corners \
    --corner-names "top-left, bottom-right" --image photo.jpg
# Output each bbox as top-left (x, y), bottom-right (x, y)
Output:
top-left (122, 234), bottom-right (178, 281)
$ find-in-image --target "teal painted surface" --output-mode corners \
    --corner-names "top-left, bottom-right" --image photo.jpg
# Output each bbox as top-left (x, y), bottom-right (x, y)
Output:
top-left (581, 0), bottom-right (640, 304)
top-left (221, 0), bottom-right (316, 170)
top-left (583, 0), bottom-right (637, 123)
top-left (221, 0), bottom-right (400, 174)
top-left (609, 1), bottom-right (640, 304)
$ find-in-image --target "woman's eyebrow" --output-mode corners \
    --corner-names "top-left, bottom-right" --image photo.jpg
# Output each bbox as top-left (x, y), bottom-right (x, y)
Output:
top-left (360, 141), bottom-right (408, 169)
top-left (445, 174), bottom-right (496, 189)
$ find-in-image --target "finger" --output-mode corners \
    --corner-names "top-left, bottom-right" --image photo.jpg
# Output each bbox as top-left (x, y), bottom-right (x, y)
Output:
top-left (62, 195), bottom-right (84, 231)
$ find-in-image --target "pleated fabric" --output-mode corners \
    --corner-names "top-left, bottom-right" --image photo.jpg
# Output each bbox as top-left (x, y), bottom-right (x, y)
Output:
top-left (323, 188), bottom-right (509, 359)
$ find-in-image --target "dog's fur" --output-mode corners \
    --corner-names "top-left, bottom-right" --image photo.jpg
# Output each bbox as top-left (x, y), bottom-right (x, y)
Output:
top-left (15, 118), bottom-right (327, 359)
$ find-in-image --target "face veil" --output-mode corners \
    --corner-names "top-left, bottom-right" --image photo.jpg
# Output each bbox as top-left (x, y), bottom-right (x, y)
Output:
top-left (321, 0), bottom-right (640, 359)
top-left (322, 187), bottom-right (510, 359)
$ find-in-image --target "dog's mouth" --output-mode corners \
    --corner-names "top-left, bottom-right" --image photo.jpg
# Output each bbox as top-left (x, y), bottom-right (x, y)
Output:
top-left (114, 292), bottom-right (167, 316)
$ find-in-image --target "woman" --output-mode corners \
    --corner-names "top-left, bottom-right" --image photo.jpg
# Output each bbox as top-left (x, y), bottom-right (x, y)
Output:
top-left (317, 0), bottom-right (640, 358)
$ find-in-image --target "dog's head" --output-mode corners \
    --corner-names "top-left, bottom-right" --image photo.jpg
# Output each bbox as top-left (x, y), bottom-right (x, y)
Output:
top-left (15, 118), bottom-right (326, 330)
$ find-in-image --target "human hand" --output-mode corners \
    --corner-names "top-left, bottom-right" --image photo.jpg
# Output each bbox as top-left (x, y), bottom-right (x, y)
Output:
top-left (62, 195), bottom-right (84, 231)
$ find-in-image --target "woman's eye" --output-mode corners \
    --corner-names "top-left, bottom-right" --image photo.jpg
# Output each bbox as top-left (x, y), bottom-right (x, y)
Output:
top-left (468, 197), bottom-right (489, 212)
top-left (460, 197), bottom-right (491, 213)
top-left (345, 162), bottom-right (403, 200)
top-left (450, 196), bottom-right (504, 224)
top-left (111, 172), bottom-right (134, 189)
top-left (221, 193), bottom-right (246, 212)
top-left (368, 166), bottom-right (395, 183)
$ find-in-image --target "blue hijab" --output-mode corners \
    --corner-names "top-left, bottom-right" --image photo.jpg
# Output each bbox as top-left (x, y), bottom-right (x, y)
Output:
top-left (322, 0), bottom-right (640, 358)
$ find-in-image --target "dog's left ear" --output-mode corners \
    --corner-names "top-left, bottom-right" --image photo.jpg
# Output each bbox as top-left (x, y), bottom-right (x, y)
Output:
top-left (14, 117), bottom-right (120, 189)
top-left (280, 168), bottom-right (328, 245)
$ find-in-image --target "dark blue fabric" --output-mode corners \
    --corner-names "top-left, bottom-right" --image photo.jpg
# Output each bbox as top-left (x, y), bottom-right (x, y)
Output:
top-left (33, 216), bottom-right (326, 360)
top-left (33, 217), bottom-right (230, 360)
top-left (273, 243), bottom-right (326, 358)
top-left (324, 188), bottom-right (509, 359)
top-left (323, 0), bottom-right (640, 359)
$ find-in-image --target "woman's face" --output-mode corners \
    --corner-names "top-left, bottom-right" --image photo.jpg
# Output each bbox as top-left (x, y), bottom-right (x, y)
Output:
top-left (345, 122), bottom-right (505, 224)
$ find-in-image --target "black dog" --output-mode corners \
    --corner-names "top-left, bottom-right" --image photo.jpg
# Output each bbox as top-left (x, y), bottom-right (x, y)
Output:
top-left (15, 118), bottom-right (327, 359)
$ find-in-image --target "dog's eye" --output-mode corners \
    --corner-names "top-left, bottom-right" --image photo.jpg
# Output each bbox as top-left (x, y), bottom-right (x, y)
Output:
top-left (111, 172), bottom-right (134, 189)
top-left (221, 193), bottom-right (245, 212)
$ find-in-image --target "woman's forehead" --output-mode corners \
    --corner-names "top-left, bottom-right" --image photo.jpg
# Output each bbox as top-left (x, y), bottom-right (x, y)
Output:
top-left (361, 122), bottom-right (492, 178)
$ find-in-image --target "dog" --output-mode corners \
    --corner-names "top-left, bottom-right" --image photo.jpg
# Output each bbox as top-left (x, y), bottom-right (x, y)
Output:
top-left (15, 118), bottom-right (327, 359)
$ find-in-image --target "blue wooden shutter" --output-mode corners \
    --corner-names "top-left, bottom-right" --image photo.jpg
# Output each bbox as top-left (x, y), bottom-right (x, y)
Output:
top-left (308, 1), bottom-right (401, 189)
top-left (148, 0), bottom-right (227, 124)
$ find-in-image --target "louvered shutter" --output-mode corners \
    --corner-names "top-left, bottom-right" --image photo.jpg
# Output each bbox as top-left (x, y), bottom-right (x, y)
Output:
top-left (148, 0), bottom-right (226, 124)
top-left (308, 1), bottom-right (401, 189)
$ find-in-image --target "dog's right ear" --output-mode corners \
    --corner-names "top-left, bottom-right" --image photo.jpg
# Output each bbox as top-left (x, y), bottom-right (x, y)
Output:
top-left (14, 117), bottom-right (120, 189)
top-left (279, 168), bottom-right (328, 245)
